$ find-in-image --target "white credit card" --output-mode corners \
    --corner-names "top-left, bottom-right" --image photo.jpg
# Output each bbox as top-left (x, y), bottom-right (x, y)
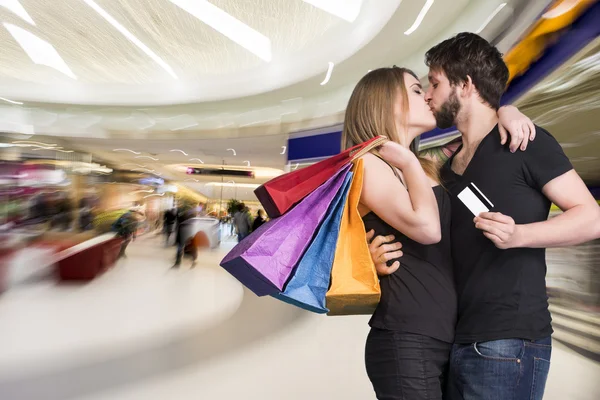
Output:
top-left (457, 184), bottom-right (493, 217)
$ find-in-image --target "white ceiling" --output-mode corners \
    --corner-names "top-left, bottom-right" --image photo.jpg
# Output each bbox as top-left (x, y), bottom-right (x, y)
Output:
top-left (0, 0), bottom-right (398, 104)
top-left (0, 0), bottom-right (542, 138)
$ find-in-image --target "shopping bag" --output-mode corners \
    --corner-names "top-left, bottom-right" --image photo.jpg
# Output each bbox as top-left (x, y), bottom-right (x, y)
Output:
top-left (255, 136), bottom-right (387, 218)
top-left (326, 158), bottom-right (381, 315)
top-left (273, 170), bottom-right (353, 313)
top-left (220, 164), bottom-right (352, 297)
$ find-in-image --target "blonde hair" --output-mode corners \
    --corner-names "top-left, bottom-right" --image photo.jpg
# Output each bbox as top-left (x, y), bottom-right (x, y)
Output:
top-left (341, 67), bottom-right (439, 182)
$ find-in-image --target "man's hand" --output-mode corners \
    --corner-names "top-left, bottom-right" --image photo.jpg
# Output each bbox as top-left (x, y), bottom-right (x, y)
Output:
top-left (474, 212), bottom-right (524, 249)
top-left (498, 105), bottom-right (536, 152)
top-left (366, 229), bottom-right (403, 276)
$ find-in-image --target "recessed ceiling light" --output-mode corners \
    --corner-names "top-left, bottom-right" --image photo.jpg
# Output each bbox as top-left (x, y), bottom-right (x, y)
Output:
top-left (113, 148), bottom-right (141, 154)
top-left (0, 96), bottom-right (23, 105)
top-left (243, 160), bottom-right (251, 167)
top-left (168, 0), bottom-right (272, 62)
top-left (404, 0), bottom-right (434, 36)
top-left (170, 149), bottom-right (189, 156)
top-left (4, 23), bottom-right (76, 79)
top-left (82, 0), bottom-right (178, 78)
top-left (280, 146), bottom-right (287, 155)
top-left (189, 158), bottom-right (204, 164)
top-left (227, 148), bottom-right (237, 156)
top-left (320, 62), bottom-right (335, 85)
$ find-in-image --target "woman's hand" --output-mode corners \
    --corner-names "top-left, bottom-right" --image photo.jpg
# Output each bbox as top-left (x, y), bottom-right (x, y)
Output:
top-left (378, 141), bottom-right (419, 169)
top-left (498, 105), bottom-right (536, 153)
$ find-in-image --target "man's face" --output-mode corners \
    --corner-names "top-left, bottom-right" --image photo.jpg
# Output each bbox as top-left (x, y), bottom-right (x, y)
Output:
top-left (425, 69), bottom-right (461, 129)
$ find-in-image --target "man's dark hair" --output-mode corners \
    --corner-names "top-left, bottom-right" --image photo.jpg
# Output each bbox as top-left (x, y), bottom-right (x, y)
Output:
top-left (425, 32), bottom-right (509, 110)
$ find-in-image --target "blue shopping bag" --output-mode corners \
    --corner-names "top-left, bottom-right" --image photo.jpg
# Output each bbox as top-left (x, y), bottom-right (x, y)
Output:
top-left (273, 171), bottom-right (353, 313)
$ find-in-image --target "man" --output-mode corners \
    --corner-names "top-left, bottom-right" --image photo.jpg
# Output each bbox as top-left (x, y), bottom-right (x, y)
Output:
top-left (112, 210), bottom-right (140, 259)
top-left (172, 205), bottom-right (198, 268)
top-left (163, 207), bottom-right (177, 246)
top-left (232, 203), bottom-right (252, 242)
top-left (252, 209), bottom-right (267, 232)
top-left (370, 33), bottom-right (600, 399)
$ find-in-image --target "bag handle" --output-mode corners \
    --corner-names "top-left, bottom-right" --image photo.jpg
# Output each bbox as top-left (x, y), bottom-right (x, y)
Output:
top-left (349, 136), bottom-right (388, 161)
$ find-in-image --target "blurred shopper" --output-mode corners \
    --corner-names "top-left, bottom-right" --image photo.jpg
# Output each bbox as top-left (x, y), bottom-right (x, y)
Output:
top-left (172, 206), bottom-right (198, 268)
top-left (252, 209), bottom-right (267, 232)
top-left (163, 208), bottom-right (177, 246)
top-left (78, 196), bottom-right (96, 231)
top-left (368, 33), bottom-right (600, 400)
top-left (112, 210), bottom-right (140, 259)
top-left (233, 203), bottom-right (252, 242)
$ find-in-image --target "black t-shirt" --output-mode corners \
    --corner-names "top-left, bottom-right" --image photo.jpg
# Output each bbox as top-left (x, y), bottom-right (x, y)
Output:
top-left (440, 124), bottom-right (572, 344)
top-left (363, 186), bottom-right (457, 343)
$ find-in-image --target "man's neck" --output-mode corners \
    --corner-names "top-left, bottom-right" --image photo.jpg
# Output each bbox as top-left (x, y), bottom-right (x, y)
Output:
top-left (456, 105), bottom-right (499, 151)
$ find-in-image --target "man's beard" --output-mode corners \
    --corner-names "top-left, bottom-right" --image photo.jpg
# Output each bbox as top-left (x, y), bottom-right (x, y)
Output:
top-left (434, 89), bottom-right (461, 129)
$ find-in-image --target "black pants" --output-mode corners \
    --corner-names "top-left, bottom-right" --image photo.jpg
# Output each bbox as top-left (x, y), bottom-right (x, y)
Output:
top-left (365, 328), bottom-right (452, 400)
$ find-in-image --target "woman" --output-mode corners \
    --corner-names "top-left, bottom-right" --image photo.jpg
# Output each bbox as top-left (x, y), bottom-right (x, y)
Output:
top-left (343, 67), bottom-right (532, 400)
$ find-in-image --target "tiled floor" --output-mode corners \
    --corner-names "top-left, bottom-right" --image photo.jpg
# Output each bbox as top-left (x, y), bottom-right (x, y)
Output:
top-left (0, 234), bottom-right (598, 399)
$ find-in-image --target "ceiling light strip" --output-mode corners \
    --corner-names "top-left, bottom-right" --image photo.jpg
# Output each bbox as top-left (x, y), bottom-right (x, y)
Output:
top-left (404, 0), bottom-right (435, 36)
top-left (0, 0), bottom-right (35, 25)
top-left (476, 3), bottom-right (507, 34)
top-left (168, 0), bottom-right (272, 62)
top-left (4, 23), bottom-right (76, 79)
top-left (81, 0), bottom-right (178, 79)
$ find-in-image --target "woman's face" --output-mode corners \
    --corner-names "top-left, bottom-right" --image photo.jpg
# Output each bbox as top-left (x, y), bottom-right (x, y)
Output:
top-left (393, 73), bottom-right (437, 144)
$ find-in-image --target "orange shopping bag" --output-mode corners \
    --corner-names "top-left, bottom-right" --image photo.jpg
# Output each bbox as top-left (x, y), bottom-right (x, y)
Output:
top-left (326, 158), bottom-right (380, 315)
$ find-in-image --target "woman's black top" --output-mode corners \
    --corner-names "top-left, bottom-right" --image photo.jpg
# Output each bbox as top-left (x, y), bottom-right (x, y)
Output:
top-left (363, 181), bottom-right (457, 343)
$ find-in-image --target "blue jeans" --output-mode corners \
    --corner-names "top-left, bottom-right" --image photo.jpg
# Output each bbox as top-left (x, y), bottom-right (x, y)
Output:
top-left (447, 337), bottom-right (552, 400)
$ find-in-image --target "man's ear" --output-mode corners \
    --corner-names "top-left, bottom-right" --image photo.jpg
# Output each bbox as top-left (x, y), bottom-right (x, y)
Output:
top-left (462, 75), bottom-right (479, 97)
top-left (459, 75), bottom-right (476, 98)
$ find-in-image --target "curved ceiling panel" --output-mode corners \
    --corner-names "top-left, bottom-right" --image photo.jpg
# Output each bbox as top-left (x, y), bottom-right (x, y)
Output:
top-left (0, 0), bottom-right (402, 104)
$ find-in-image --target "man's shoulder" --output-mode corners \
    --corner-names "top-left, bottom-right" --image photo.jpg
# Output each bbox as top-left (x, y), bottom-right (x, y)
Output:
top-left (522, 124), bottom-right (563, 155)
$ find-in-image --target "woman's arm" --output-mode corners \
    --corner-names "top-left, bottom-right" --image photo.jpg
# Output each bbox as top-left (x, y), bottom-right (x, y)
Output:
top-left (418, 106), bottom-right (536, 164)
top-left (360, 143), bottom-right (441, 245)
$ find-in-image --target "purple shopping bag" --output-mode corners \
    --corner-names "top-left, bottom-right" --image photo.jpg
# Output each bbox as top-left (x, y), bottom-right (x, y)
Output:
top-left (220, 164), bottom-right (352, 297)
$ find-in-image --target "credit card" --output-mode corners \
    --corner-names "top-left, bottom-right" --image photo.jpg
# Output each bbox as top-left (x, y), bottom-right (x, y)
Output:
top-left (457, 183), bottom-right (494, 217)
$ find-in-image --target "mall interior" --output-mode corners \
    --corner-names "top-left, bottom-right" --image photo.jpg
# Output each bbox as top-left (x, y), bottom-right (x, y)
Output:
top-left (1, 0), bottom-right (599, 399)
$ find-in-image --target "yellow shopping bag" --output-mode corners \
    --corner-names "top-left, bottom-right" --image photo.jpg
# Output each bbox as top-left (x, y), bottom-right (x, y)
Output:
top-left (326, 158), bottom-right (380, 315)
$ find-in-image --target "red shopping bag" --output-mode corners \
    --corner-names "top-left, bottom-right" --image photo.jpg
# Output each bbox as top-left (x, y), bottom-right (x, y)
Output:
top-left (255, 135), bottom-right (387, 218)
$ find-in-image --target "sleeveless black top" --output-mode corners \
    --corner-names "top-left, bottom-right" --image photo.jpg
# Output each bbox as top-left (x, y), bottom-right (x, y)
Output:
top-left (363, 179), bottom-right (457, 343)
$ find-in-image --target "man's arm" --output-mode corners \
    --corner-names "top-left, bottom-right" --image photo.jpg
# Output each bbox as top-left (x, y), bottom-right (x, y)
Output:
top-left (475, 170), bottom-right (600, 249)
top-left (517, 170), bottom-right (600, 247)
top-left (474, 125), bottom-right (600, 249)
